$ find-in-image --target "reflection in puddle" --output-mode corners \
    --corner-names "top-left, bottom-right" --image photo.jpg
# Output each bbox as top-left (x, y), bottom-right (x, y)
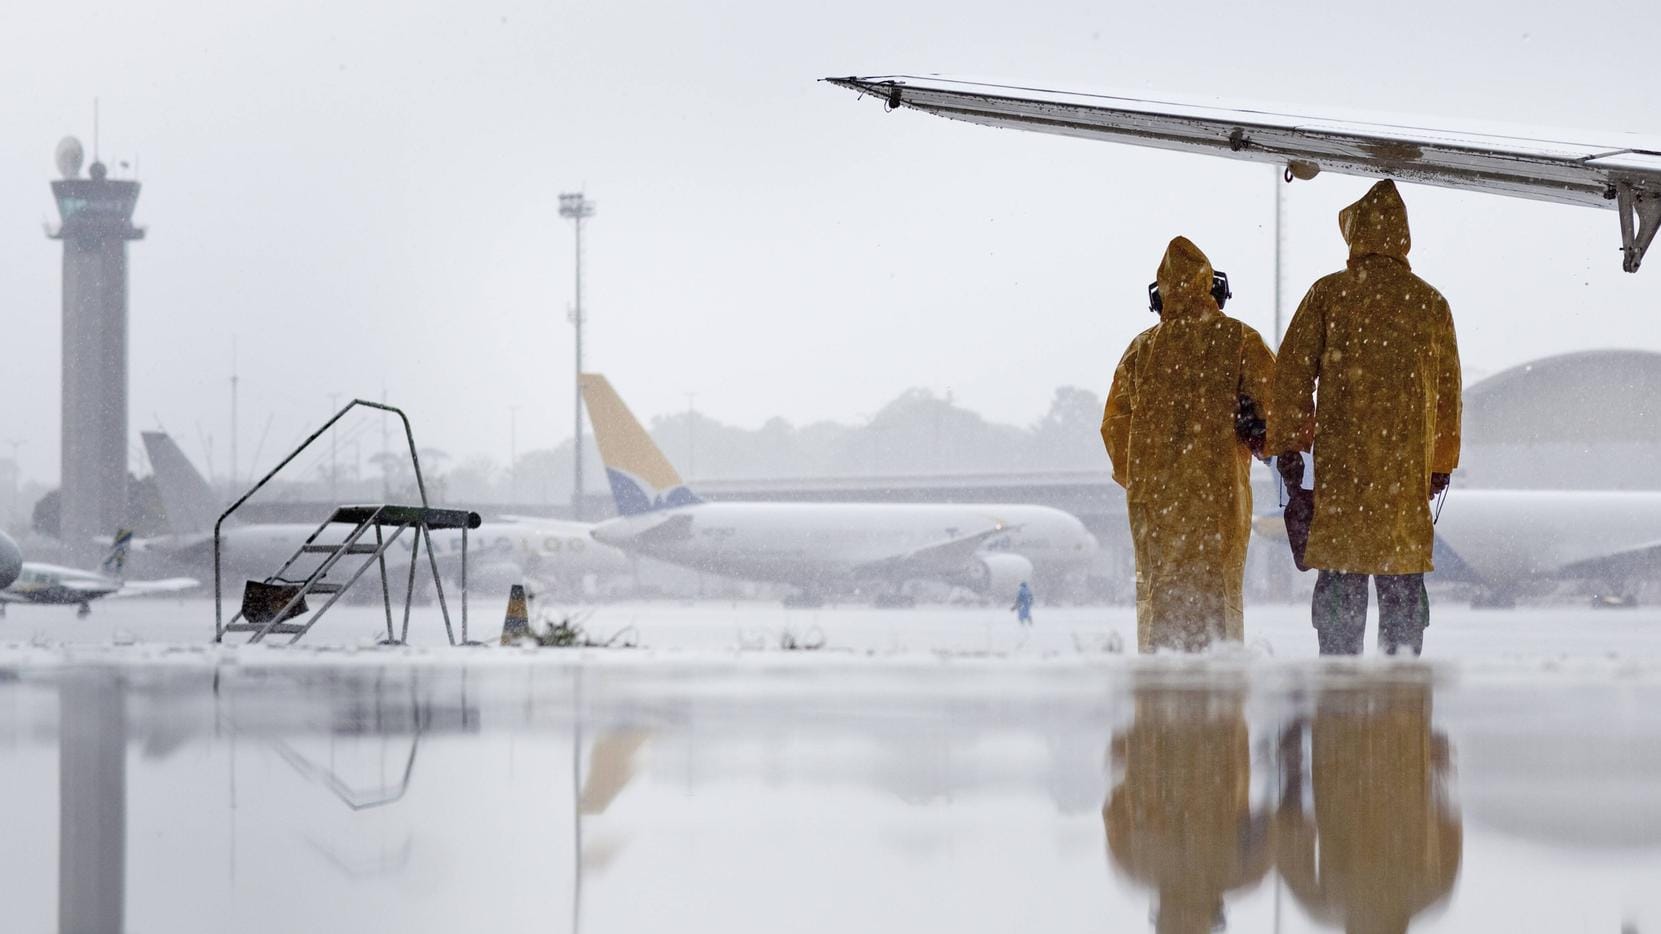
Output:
top-left (1105, 681), bottom-right (1271, 931)
top-left (4, 657), bottom-right (1659, 932)
top-left (1276, 682), bottom-right (1461, 934)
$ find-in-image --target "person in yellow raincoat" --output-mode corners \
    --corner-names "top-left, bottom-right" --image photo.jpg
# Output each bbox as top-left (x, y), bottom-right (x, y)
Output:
top-left (1102, 237), bottom-right (1276, 652)
top-left (1275, 679), bottom-right (1462, 934)
top-left (1104, 682), bottom-right (1273, 932)
top-left (1269, 180), bottom-right (1462, 656)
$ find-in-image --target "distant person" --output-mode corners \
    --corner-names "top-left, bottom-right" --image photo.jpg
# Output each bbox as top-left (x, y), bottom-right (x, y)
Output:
top-left (1269, 180), bottom-right (1462, 656)
top-left (1012, 581), bottom-right (1034, 626)
top-left (1102, 237), bottom-right (1276, 652)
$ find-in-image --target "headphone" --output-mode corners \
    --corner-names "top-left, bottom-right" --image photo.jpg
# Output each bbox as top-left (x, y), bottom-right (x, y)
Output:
top-left (1147, 271), bottom-right (1232, 313)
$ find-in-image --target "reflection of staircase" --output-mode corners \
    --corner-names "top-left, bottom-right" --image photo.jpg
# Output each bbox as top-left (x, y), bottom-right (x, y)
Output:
top-left (223, 504), bottom-right (481, 645)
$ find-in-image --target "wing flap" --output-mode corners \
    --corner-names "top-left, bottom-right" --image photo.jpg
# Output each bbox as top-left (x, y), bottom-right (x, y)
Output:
top-left (1553, 541), bottom-right (1661, 582)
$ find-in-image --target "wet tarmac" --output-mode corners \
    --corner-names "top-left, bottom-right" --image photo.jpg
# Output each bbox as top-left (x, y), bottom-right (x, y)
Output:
top-left (3, 600), bottom-right (1660, 932)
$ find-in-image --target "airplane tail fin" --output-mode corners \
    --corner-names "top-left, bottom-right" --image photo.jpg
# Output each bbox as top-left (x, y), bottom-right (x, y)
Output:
top-left (579, 373), bottom-right (702, 517)
top-left (141, 431), bottom-right (226, 534)
top-left (101, 529), bottom-right (134, 578)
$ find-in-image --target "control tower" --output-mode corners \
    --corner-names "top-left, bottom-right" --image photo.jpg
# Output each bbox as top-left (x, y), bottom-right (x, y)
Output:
top-left (47, 137), bottom-right (143, 550)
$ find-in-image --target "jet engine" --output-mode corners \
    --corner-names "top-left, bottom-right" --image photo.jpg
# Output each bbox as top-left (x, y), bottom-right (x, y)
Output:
top-left (0, 530), bottom-right (20, 589)
top-left (968, 552), bottom-right (1034, 596)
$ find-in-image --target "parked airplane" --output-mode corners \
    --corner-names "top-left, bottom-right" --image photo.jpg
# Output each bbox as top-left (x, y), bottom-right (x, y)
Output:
top-left (136, 431), bottom-right (630, 594)
top-left (1253, 489), bottom-right (1661, 607)
top-left (0, 530), bottom-right (198, 617)
top-left (824, 75), bottom-right (1661, 273)
top-left (581, 373), bottom-right (1098, 602)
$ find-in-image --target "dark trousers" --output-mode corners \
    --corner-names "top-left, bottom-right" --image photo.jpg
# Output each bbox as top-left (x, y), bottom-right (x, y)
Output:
top-left (1312, 571), bottom-right (1429, 656)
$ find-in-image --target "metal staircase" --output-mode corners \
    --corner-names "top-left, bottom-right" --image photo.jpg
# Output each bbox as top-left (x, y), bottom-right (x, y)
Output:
top-left (214, 401), bottom-right (482, 646)
top-left (221, 504), bottom-right (481, 645)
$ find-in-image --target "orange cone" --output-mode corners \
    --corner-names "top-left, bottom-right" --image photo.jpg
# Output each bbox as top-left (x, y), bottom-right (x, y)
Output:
top-left (500, 584), bottom-right (531, 645)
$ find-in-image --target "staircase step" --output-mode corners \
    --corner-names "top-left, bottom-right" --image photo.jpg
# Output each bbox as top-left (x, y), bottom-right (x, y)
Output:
top-left (308, 582), bottom-right (345, 595)
top-left (224, 622), bottom-right (306, 635)
top-left (301, 544), bottom-right (379, 555)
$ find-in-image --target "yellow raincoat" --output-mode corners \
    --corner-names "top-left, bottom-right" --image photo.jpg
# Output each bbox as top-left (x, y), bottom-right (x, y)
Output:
top-left (1104, 685), bottom-right (1273, 933)
top-left (1275, 682), bottom-right (1462, 934)
top-left (1268, 180), bottom-right (1462, 575)
top-left (1102, 237), bottom-right (1276, 651)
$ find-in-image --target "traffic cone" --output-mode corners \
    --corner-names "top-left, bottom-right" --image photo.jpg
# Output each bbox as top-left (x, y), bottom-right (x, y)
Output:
top-left (500, 584), bottom-right (532, 645)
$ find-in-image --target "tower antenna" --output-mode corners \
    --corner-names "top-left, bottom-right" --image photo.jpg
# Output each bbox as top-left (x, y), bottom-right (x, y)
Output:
top-left (93, 98), bottom-right (100, 162)
top-left (230, 337), bottom-right (239, 495)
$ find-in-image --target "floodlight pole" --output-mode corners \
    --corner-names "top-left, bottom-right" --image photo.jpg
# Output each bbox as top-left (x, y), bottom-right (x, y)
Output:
top-left (559, 192), bottom-right (596, 520)
top-left (1273, 168), bottom-right (1286, 343)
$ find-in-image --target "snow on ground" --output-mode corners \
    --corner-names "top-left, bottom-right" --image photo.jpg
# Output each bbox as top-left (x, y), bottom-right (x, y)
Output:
top-left (4, 594), bottom-right (1659, 662)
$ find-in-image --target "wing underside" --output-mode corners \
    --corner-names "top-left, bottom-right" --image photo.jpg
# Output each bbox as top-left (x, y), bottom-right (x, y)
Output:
top-left (824, 75), bottom-right (1661, 272)
top-left (110, 577), bottom-right (201, 598)
top-left (1553, 541), bottom-right (1661, 583)
top-left (853, 524), bottom-right (1013, 581)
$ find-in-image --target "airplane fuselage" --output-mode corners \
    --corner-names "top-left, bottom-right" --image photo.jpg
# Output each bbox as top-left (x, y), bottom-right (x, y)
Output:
top-left (593, 501), bottom-right (1096, 591)
top-left (142, 517), bottom-right (630, 585)
top-left (1431, 489), bottom-right (1661, 588)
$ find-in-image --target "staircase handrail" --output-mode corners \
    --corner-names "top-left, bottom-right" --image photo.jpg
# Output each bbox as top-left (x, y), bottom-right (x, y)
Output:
top-left (214, 400), bottom-right (431, 641)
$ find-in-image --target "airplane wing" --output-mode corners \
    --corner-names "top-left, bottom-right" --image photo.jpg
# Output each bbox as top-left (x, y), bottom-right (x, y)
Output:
top-left (853, 523), bottom-right (1016, 579)
top-left (60, 579), bottom-right (121, 594)
top-left (108, 577), bottom-right (201, 598)
top-left (627, 513), bottom-right (695, 547)
top-left (823, 75), bottom-right (1661, 272)
top-left (1553, 540), bottom-right (1661, 582)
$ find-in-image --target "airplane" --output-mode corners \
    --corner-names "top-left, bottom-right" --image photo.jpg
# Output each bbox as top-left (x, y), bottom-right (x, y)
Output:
top-left (1252, 489), bottom-right (1661, 608)
top-left (580, 373), bottom-right (1098, 603)
top-left (822, 75), bottom-right (1661, 273)
top-left (135, 431), bottom-right (631, 595)
top-left (0, 529), bottom-right (198, 618)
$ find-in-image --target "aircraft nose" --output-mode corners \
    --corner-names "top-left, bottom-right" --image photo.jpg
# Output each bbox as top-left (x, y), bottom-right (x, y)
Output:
top-left (0, 531), bottom-right (21, 589)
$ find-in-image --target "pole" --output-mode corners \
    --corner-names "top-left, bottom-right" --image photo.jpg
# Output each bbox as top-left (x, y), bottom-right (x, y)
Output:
top-left (573, 213), bottom-right (584, 520)
top-left (1273, 167), bottom-right (1286, 343)
top-left (509, 405), bottom-right (520, 504)
top-left (327, 393), bottom-right (340, 503)
top-left (230, 338), bottom-right (239, 496)
top-left (559, 192), bottom-right (595, 521)
top-left (686, 392), bottom-right (697, 481)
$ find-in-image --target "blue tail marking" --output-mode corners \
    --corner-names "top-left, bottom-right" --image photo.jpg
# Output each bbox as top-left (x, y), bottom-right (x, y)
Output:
top-left (606, 468), bottom-right (703, 517)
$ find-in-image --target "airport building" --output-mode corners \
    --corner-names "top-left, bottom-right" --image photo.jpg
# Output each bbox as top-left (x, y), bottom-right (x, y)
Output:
top-left (1458, 349), bottom-right (1661, 490)
top-left (48, 139), bottom-right (143, 553)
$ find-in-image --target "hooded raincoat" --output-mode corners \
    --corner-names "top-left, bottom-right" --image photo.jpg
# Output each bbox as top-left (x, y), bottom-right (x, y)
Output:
top-left (1268, 180), bottom-right (1462, 575)
top-left (1102, 237), bottom-right (1277, 652)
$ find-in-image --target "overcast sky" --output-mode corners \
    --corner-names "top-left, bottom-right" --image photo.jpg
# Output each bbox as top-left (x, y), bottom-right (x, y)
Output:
top-left (2, 0), bottom-right (1657, 487)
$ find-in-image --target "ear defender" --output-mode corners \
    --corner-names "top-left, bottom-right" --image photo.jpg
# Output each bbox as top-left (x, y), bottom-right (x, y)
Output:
top-left (1211, 271), bottom-right (1232, 309)
top-left (1148, 271), bottom-right (1230, 313)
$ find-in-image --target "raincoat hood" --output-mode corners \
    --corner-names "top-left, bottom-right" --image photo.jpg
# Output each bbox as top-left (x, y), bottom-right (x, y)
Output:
top-left (1339, 180), bottom-right (1411, 264)
top-left (1155, 236), bottom-right (1218, 318)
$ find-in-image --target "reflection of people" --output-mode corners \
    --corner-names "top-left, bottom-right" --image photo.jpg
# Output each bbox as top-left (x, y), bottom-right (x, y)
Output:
top-left (1012, 581), bottom-right (1034, 626)
top-left (1269, 180), bottom-right (1462, 656)
top-left (1104, 684), bottom-right (1273, 932)
top-left (1276, 682), bottom-right (1462, 934)
top-left (1102, 237), bottom-right (1276, 653)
